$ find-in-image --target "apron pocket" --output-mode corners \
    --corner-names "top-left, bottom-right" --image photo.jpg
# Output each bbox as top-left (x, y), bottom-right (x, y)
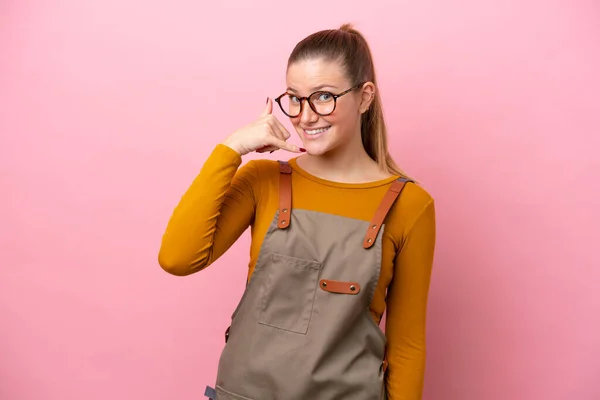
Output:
top-left (215, 385), bottom-right (254, 400)
top-left (258, 253), bottom-right (322, 334)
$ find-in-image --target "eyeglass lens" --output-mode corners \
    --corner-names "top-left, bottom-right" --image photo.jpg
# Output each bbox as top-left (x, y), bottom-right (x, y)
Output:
top-left (279, 92), bottom-right (335, 117)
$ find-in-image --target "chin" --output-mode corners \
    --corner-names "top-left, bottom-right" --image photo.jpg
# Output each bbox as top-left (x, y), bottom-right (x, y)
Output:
top-left (296, 128), bottom-right (338, 156)
top-left (302, 143), bottom-right (334, 156)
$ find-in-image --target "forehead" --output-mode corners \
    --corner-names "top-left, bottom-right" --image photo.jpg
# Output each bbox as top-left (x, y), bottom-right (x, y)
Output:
top-left (286, 58), bottom-right (350, 92)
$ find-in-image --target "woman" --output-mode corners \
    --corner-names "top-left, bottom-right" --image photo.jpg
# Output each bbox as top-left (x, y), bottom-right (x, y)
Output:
top-left (159, 23), bottom-right (436, 400)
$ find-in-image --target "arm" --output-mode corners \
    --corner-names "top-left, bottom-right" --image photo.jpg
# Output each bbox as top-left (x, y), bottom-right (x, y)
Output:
top-left (385, 199), bottom-right (436, 399)
top-left (158, 144), bottom-right (258, 276)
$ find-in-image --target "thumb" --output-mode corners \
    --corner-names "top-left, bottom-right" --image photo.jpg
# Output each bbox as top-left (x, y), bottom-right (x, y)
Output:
top-left (260, 97), bottom-right (273, 117)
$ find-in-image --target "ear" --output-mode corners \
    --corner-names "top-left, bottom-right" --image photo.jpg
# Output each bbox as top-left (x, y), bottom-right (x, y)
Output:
top-left (358, 82), bottom-right (376, 114)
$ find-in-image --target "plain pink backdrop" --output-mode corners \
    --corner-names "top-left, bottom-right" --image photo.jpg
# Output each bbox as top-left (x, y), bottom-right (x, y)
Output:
top-left (1, 1), bottom-right (599, 399)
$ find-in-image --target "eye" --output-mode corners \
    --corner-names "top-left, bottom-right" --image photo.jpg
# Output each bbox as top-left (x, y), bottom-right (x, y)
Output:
top-left (317, 92), bottom-right (332, 102)
top-left (288, 95), bottom-right (300, 103)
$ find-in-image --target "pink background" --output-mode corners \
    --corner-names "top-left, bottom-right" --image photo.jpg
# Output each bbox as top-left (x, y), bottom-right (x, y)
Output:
top-left (1, 1), bottom-right (599, 399)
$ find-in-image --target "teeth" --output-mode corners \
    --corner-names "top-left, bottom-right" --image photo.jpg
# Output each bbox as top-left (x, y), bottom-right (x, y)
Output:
top-left (306, 126), bottom-right (330, 135)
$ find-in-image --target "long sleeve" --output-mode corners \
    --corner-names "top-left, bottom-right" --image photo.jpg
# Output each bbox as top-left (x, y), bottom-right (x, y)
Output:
top-left (385, 199), bottom-right (436, 400)
top-left (158, 144), bottom-right (258, 276)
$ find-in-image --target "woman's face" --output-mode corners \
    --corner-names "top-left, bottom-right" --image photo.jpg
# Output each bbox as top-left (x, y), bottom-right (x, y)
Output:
top-left (284, 58), bottom-right (372, 156)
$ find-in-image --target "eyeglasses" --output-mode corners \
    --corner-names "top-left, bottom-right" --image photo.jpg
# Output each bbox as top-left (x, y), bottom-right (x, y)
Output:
top-left (274, 82), bottom-right (365, 118)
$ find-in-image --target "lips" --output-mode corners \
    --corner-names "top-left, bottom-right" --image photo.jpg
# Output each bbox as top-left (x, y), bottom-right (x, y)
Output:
top-left (302, 125), bottom-right (331, 140)
top-left (305, 126), bottom-right (330, 135)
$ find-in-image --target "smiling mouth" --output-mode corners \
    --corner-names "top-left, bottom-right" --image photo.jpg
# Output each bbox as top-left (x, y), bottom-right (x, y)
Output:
top-left (304, 126), bottom-right (331, 135)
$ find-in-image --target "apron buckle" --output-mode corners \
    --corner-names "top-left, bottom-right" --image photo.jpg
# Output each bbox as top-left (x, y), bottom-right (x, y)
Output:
top-left (204, 386), bottom-right (216, 399)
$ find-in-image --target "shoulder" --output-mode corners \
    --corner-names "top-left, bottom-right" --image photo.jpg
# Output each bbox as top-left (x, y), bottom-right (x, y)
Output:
top-left (242, 158), bottom-right (281, 179)
top-left (398, 180), bottom-right (434, 217)
top-left (242, 158), bottom-right (297, 181)
top-left (235, 158), bottom-right (280, 178)
top-left (233, 159), bottom-right (282, 201)
top-left (386, 179), bottom-right (435, 240)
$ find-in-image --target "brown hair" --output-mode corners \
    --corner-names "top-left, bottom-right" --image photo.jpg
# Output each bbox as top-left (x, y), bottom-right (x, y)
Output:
top-left (287, 23), bottom-right (409, 178)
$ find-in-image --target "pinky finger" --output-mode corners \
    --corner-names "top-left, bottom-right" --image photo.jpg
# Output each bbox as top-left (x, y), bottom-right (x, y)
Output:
top-left (256, 145), bottom-right (278, 153)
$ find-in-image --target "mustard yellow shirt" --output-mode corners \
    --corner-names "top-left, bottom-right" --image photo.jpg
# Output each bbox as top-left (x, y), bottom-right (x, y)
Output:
top-left (159, 144), bottom-right (436, 400)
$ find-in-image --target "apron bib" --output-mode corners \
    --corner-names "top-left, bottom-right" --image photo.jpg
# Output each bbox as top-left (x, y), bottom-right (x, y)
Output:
top-left (206, 161), bottom-right (410, 400)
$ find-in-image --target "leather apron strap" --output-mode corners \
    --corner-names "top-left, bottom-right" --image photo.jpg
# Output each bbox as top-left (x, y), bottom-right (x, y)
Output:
top-left (278, 161), bottom-right (292, 229)
top-left (363, 177), bottom-right (412, 375)
top-left (363, 178), bottom-right (412, 249)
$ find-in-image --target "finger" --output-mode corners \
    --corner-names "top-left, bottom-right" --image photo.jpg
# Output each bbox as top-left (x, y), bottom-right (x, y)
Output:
top-left (260, 97), bottom-right (273, 118)
top-left (267, 136), bottom-right (303, 153)
top-left (255, 120), bottom-right (285, 153)
top-left (255, 145), bottom-right (277, 153)
top-left (269, 115), bottom-right (292, 140)
top-left (265, 117), bottom-right (287, 142)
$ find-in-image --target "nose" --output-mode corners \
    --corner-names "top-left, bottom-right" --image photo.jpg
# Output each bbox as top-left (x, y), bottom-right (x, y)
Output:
top-left (299, 99), bottom-right (319, 124)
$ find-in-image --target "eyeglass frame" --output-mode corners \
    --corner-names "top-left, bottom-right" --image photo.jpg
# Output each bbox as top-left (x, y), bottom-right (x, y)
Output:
top-left (274, 82), bottom-right (366, 118)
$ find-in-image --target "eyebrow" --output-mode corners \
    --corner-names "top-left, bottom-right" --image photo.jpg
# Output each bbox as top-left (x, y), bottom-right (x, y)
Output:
top-left (286, 84), bottom-right (339, 93)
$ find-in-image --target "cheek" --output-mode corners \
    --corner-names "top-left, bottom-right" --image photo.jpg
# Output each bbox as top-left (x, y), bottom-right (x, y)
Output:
top-left (328, 109), bottom-right (355, 131)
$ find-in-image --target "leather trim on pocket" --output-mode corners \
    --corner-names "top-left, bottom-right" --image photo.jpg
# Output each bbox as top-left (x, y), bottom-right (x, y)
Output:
top-left (319, 279), bottom-right (361, 295)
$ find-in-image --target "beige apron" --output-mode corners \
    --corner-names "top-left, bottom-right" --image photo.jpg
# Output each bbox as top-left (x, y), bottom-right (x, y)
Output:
top-left (205, 161), bottom-right (410, 400)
